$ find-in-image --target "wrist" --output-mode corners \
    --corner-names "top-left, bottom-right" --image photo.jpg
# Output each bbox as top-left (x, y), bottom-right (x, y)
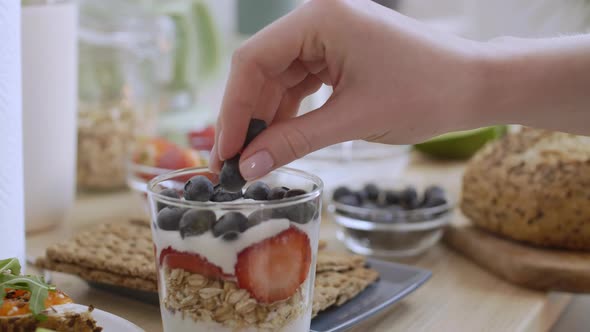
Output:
top-left (467, 35), bottom-right (590, 133)
top-left (471, 38), bottom-right (533, 127)
top-left (445, 41), bottom-right (501, 132)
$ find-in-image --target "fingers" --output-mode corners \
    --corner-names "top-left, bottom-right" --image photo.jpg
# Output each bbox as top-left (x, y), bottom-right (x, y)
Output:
top-left (252, 60), bottom-right (314, 123)
top-left (238, 96), bottom-right (354, 180)
top-left (209, 74), bottom-right (324, 173)
top-left (208, 144), bottom-right (221, 173)
top-left (216, 6), bottom-right (324, 161)
top-left (274, 75), bottom-right (324, 123)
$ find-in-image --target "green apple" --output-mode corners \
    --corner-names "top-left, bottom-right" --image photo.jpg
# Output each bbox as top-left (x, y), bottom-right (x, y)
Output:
top-left (414, 126), bottom-right (507, 159)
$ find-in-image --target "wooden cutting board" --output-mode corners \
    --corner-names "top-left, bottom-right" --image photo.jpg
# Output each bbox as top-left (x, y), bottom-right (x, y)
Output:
top-left (443, 216), bottom-right (590, 293)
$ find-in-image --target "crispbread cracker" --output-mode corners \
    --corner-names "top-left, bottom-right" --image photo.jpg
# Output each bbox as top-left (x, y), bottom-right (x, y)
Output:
top-left (36, 257), bottom-right (157, 292)
top-left (336, 268), bottom-right (380, 305)
top-left (343, 266), bottom-right (380, 283)
top-left (38, 219), bottom-right (379, 317)
top-left (316, 251), bottom-right (366, 272)
top-left (44, 219), bottom-right (156, 281)
top-left (312, 267), bottom-right (379, 317)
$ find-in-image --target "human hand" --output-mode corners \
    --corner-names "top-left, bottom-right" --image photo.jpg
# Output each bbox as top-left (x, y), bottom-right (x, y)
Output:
top-left (210, 0), bottom-right (485, 179)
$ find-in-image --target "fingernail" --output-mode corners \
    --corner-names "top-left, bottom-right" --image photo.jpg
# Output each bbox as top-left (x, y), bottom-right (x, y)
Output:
top-left (240, 150), bottom-right (274, 180)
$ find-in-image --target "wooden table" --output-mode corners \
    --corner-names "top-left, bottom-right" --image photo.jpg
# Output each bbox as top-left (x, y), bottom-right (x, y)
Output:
top-left (26, 155), bottom-right (571, 332)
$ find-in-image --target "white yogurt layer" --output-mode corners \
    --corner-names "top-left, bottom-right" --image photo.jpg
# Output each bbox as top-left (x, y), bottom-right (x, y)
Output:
top-left (161, 307), bottom-right (311, 332)
top-left (154, 217), bottom-right (318, 275)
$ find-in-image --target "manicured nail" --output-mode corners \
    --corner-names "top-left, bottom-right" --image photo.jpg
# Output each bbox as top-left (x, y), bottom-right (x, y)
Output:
top-left (240, 150), bottom-right (274, 180)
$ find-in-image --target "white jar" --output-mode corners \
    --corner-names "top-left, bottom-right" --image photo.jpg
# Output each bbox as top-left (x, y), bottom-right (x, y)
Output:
top-left (21, 0), bottom-right (78, 232)
top-left (0, 0), bottom-right (26, 264)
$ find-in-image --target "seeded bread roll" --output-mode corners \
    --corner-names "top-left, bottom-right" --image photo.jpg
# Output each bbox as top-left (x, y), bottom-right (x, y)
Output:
top-left (461, 128), bottom-right (590, 250)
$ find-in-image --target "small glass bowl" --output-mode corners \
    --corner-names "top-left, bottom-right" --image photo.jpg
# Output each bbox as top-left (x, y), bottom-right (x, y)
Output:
top-left (329, 196), bottom-right (454, 258)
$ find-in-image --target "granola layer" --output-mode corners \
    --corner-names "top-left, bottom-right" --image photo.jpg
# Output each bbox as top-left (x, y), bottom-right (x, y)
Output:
top-left (162, 268), bottom-right (307, 331)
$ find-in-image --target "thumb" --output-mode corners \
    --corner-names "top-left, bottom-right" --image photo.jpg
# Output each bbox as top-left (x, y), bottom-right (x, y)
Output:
top-left (238, 97), bottom-right (354, 180)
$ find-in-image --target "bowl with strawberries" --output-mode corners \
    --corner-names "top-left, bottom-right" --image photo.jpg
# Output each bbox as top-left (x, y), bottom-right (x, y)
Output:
top-left (127, 137), bottom-right (208, 205)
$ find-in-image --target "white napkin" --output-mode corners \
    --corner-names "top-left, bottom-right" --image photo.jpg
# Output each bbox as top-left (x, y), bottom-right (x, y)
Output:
top-left (0, 0), bottom-right (26, 265)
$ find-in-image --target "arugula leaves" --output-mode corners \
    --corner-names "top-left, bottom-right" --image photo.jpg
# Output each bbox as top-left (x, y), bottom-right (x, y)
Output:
top-left (0, 258), bottom-right (21, 275)
top-left (0, 258), bottom-right (55, 319)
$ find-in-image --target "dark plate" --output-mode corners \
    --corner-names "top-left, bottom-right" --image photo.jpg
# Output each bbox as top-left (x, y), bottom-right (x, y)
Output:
top-left (88, 258), bottom-right (431, 331)
top-left (310, 258), bottom-right (430, 332)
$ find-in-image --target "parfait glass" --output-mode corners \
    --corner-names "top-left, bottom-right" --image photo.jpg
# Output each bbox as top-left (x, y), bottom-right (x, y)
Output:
top-left (147, 167), bottom-right (322, 331)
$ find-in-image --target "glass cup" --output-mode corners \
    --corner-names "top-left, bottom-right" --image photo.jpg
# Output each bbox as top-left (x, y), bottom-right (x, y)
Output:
top-left (147, 167), bottom-right (322, 332)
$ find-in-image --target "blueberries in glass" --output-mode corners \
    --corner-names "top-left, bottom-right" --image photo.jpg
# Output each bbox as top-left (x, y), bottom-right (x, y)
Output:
top-left (157, 207), bottom-right (187, 231)
top-left (213, 212), bottom-right (248, 241)
top-left (179, 209), bottom-right (216, 238)
top-left (211, 184), bottom-right (243, 202)
top-left (157, 188), bottom-right (180, 211)
top-left (219, 155), bottom-right (246, 192)
top-left (246, 209), bottom-right (273, 230)
top-left (269, 186), bottom-right (289, 200)
top-left (273, 202), bottom-right (316, 224)
top-left (184, 175), bottom-right (214, 202)
top-left (284, 189), bottom-right (307, 198)
top-left (244, 181), bottom-right (271, 201)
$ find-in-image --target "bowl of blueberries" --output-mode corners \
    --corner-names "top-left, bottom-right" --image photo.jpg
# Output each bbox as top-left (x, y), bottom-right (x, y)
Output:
top-left (329, 182), bottom-right (454, 258)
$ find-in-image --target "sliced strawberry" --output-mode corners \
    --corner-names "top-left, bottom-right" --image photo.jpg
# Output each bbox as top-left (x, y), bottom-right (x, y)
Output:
top-left (159, 247), bottom-right (229, 280)
top-left (235, 227), bottom-right (312, 304)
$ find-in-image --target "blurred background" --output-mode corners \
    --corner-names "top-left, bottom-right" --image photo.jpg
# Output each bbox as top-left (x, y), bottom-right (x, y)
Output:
top-left (19, 0), bottom-right (590, 231)
top-left (10, 1), bottom-right (590, 329)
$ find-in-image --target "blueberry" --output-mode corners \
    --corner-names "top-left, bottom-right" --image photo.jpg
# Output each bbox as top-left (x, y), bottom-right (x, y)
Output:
top-left (354, 190), bottom-right (368, 204)
top-left (384, 190), bottom-right (401, 205)
top-left (219, 155), bottom-right (246, 192)
top-left (157, 188), bottom-right (180, 211)
top-left (273, 202), bottom-right (317, 224)
top-left (244, 181), bottom-right (271, 200)
top-left (332, 186), bottom-right (352, 202)
top-left (268, 186), bottom-right (289, 200)
top-left (211, 185), bottom-right (243, 202)
top-left (179, 209), bottom-right (216, 238)
top-left (363, 183), bottom-right (380, 202)
top-left (284, 189), bottom-right (307, 198)
top-left (244, 119), bottom-right (267, 147)
top-left (157, 207), bottom-right (187, 231)
top-left (400, 186), bottom-right (420, 210)
top-left (246, 209), bottom-right (273, 230)
top-left (421, 185), bottom-right (447, 208)
top-left (184, 175), bottom-right (214, 202)
top-left (338, 194), bottom-right (362, 207)
top-left (213, 212), bottom-right (248, 241)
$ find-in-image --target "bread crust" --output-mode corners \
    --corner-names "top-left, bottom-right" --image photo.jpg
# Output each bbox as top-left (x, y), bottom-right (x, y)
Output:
top-left (461, 128), bottom-right (590, 250)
